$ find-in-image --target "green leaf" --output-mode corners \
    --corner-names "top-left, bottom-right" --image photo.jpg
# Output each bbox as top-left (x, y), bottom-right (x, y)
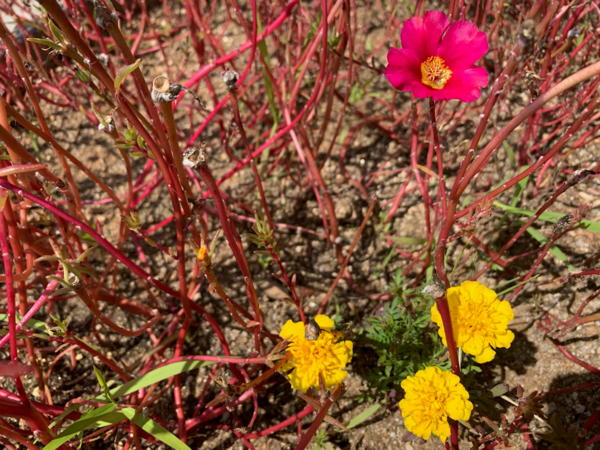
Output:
top-left (525, 227), bottom-right (574, 270)
top-left (114, 59), bottom-right (142, 92)
top-left (494, 201), bottom-right (600, 233)
top-left (0, 314), bottom-right (48, 332)
top-left (93, 366), bottom-right (115, 404)
top-left (91, 103), bottom-right (107, 129)
top-left (496, 166), bottom-right (529, 229)
top-left (94, 360), bottom-right (215, 402)
top-left (387, 236), bottom-right (427, 245)
top-left (75, 246), bottom-right (98, 264)
top-left (121, 407), bottom-right (191, 450)
top-left (48, 403), bottom-right (84, 429)
top-left (48, 20), bottom-right (65, 45)
top-left (503, 142), bottom-right (515, 167)
top-left (42, 404), bottom-right (120, 450)
top-left (27, 38), bottom-right (62, 51)
top-left (347, 404), bottom-right (381, 429)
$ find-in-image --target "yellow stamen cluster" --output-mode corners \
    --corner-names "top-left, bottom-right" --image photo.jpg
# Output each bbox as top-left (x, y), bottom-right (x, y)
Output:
top-left (420, 56), bottom-right (452, 89)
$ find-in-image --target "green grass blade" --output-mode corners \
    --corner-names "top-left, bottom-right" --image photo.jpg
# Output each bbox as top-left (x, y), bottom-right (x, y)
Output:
top-left (525, 227), bottom-right (574, 270)
top-left (496, 274), bottom-right (540, 297)
top-left (94, 360), bottom-right (215, 402)
top-left (42, 405), bottom-right (120, 450)
top-left (346, 404), bottom-right (381, 429)
top-left (494, 201), bottom-right (600, 233)
top-left (122, 407), bottom-right (192, 450)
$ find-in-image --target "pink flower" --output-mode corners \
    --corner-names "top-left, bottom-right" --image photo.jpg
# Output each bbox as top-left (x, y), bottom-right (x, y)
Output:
top-left (385, 11), bottom-right (489, 102)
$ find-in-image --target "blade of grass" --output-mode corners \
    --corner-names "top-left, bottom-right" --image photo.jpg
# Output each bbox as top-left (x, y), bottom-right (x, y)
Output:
top-left (94, 360), bottom-right (215, 402)
top-left (494, 201), bottom-right (600, 233)
top-left (347, 404), bottom-right (381, 429)
top-left (121, 407), bottom-right (192, 450)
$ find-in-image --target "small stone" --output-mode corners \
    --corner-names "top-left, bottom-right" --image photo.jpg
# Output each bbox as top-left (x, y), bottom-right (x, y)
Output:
top-left (574, 404), bottom-right (586, 414)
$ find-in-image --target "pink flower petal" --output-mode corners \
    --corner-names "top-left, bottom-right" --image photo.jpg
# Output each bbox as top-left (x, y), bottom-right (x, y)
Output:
top-left (411, 81), bottom-right (438, 100)
top-left (385, 48), bottom-right (421, 91)
top-left (401, 10), bottom-right (449, 61)
top-left (438, 66), bottom-right (489, 102)
top-left (438, 21), bottom-right (488, 71)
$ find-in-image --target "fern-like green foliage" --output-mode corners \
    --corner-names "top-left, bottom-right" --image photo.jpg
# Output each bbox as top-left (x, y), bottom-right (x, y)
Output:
top-left (359, 270), bottom-right (451, 399)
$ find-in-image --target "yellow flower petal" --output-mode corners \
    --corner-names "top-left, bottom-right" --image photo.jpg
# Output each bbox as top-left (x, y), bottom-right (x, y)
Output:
top-left (278, 315), bottom-right (353, 392)
top-left (399, 367), bottom-right (472, 443)
top-left (474, 346), bottom-right (496, 364)
top-left (315, 314), bottom-right (334, 331)
top-left (279, 319), bottom-right (305, 340)
top-left (431, 281), bottom-right (515, 363)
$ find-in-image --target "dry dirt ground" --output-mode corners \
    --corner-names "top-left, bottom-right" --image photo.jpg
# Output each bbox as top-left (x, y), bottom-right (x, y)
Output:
top-left (6, 0), bottom-right (600, 449)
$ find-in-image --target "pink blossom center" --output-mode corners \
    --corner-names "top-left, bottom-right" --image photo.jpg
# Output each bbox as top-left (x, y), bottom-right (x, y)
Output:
top-left (420, 56), bottom-right (452, 90)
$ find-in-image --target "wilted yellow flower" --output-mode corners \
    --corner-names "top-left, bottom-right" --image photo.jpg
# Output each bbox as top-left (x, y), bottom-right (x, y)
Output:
top-left (399, 366), bottom-right (473, 442)
top-left (197, 245), bottom-right (207, 260)
top-left (279, 315), bottom-right (353, 392)
top-left (431, 280), bottom-right (515, 363)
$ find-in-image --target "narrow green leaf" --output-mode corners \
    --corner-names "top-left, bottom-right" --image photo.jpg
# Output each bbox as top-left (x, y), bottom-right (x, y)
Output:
top-left (347, 404), bottom-right (381, 429)
top-left (114, 59), bottom-right (142, 92)
top-left (75, 246), bottom-right (98, 264)
top-left (495, 274), bottom-right (540, 296)
top-left (387, 236), bottom-right (427, 245)
top-left (94, 360), bottom-right (215, 402)
top-left (93, 366), bottom-right (115, 404)
top-left (494, 201), bottom-right (600, 233)
top-left (0, 314), bottom-right (48, 332)
top-left (27, 38), bottom-right (62, 51)
top-left (496, 166), bottom-right (529, 229)
top-left (48, 403), bottom-right (84, 429)
top-left (91, 103), bottom-right (107, 129)
top-left (121, 407), bottom-right (192, 450)
top-left (525, 227), bottom-right (575, 270)
top-left (42, 405), bottom-right (120, 450)
top-left (48, 20), bottom-right (65, 45)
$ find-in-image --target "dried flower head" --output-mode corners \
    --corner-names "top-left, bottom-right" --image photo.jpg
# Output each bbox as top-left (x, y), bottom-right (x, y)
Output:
top-left (431, 281), bottom-right (515, 363)
top-left (183, 146), bottom-right (206, 168)
top-left (385, 10), bottom-right (489, 102)
top-left (221, 68), bottom-right (239, 90)
top-left (279, 315), bottom-right (353, 392)
top-left (399, 366), bottom-right (473, 442)
top-left (98, 115), bottom-right (115, 133)
top-left (152, 76), bottom-right (184, 103)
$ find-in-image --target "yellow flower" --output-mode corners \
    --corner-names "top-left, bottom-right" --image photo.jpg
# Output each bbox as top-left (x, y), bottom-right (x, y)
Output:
top-left (399, 366), bottom-right (473, 442)
top-left (431, 280), bottom-right (515, 363)
top-left (279, 315), bottom-right (353, 392)
top-left (197, 245), bottom-right (207, 260)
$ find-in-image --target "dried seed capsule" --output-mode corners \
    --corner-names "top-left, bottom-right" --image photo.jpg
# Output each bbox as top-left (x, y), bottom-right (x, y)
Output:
top-left (221, 68), bottom-right (239, 91)
top-left (183, 146), bottom-right (206, 168)
top-left (152, 75), bottom-right (184, 103)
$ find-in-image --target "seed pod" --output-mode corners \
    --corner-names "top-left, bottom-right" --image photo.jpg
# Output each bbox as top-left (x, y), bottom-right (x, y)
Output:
top-left (152, 76), bottom-right (184, 103)
top-left (182, 146), bottom-right (206, 168)
top-left (221, 68), bottom-right (239, 91)
top-left (422, 273), bottom-right (446, 300)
